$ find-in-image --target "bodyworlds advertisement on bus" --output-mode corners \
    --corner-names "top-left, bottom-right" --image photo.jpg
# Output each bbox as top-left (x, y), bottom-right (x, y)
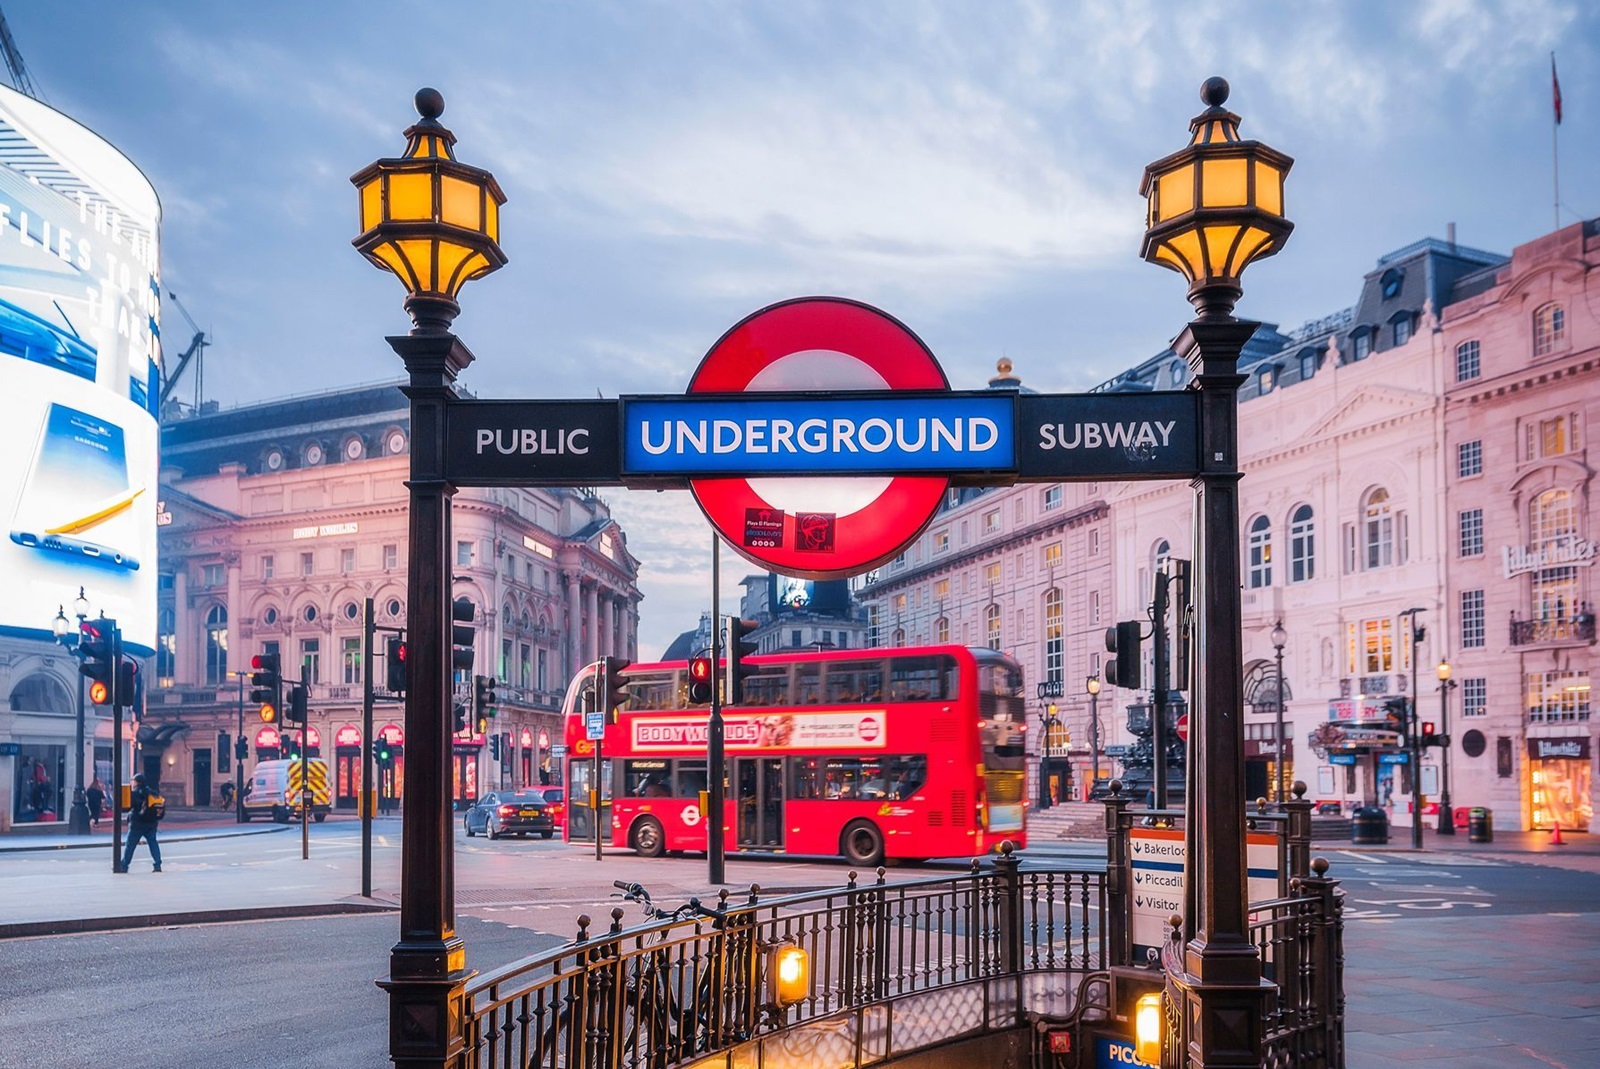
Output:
top-left (0, 84), bottom-right (161, 653)
top-left (632, 711), bottom-right (887, 752)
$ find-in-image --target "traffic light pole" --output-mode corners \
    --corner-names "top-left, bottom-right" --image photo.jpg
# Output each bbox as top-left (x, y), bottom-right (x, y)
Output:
top-left (1401, 607), bottom-right (1425, 850)
top-left (363, 598), bottom-right (377, 897)
top-left (107, 621), bottom-right (126, 874)
top-left (236, 675), bottom-right (246, 824)
top-left (708, 536), bottom-right (726, 885)
top-left (1151, 572), bottom-right (1171, 809)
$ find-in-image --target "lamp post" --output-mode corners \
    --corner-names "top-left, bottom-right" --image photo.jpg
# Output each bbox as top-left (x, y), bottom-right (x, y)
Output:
top-left (51, 587), bottom-right (93, 835)
top-left (1270, 619), bottom-right (1287, 804)
top-left (353, 87), bottom-right (506, 1069)
top-left (1399, 606), bottom-right (1426, 849)
top-left (1086, 674), bottom-right (1101, 796)
top-left (1436, 661), bottom-right (1457, 835)
top-left (1142, 77), bottom-right (1292, 1068)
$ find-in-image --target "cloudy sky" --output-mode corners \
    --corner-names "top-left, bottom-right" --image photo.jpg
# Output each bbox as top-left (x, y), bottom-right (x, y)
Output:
top-left (10, 1), bottom-right (1596, 657)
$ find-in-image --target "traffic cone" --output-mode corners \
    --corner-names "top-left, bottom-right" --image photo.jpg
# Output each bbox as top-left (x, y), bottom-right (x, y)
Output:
top-left (1551, 822), bottom-right (1565, 846)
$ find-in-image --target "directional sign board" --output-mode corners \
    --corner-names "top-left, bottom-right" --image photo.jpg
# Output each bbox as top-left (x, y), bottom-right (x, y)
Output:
top-left (1128, 828), bottom-right (1281, 966)
top-left (584, 711), bottom-right (605, 741)
top-left (445, 400), bottom-right (620, 487)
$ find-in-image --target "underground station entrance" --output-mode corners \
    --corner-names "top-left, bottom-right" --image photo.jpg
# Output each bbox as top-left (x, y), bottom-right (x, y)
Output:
top-left (352, 80), bottom-right (1345, 1069)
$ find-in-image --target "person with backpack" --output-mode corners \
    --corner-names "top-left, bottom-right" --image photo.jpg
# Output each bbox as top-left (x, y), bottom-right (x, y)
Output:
top-left (121, 773), bottom-right (165, 872)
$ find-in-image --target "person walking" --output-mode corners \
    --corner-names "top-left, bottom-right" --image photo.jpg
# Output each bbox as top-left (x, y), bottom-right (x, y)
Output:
top-left (121, 773), bottom-right (165, 872)
top-left (86, 778), bottom-right (106, 829)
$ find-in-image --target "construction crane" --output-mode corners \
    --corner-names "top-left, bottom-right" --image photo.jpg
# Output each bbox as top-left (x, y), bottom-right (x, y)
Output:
top-left (160, 291), bottom-right (209, 412)
top-left (0, 7), bottom-right (41, 100)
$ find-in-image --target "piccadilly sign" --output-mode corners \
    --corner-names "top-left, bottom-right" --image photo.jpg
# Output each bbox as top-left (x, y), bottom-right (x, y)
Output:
top-left (441, 296), bottom-right (1202, 579)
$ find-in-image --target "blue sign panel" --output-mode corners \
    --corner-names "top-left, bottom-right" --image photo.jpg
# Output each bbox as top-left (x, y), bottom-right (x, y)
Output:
top-left (621, 392), bottom-right (1015, 478)
top-left (1379, 752), bottom-right (1409, 765)
top-left (585, 711), bottom-right (606, 741)
top-left (1329, 754), bottom-right (1358, 766)
top-left (1096, 1035), bottom-right (1156, 1068)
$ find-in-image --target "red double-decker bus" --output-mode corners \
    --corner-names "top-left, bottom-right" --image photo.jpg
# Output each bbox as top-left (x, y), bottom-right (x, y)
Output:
top-left (561, 644), bottom-right (1027, 864)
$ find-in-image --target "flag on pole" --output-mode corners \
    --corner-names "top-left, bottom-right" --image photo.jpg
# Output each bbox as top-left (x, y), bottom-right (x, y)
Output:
top-left (1552, 54), bottom-right (1563, 125)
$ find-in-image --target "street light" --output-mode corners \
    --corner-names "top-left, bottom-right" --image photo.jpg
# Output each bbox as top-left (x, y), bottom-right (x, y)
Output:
top-left (1436, 661), bottom-right (1458, 835)
top-left (51, 587), bottom-right (93, 835)
top-left (353, 88), bottom-right (507, 1069)
top-left (1270, 619), bottom-right (1287, 804)
top-left (1399, 606), bottom-right (1426, 849)
top-left (1142, 76), bottom-right (1292, 1067)
top-left (1086, 674), bottom-right (1102, 796)
top-left (1038, 701), bottom-right (1059, 809)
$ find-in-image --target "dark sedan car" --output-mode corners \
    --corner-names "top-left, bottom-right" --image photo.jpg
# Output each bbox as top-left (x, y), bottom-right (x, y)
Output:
top-left (463, 790), bottom-right (556, 840)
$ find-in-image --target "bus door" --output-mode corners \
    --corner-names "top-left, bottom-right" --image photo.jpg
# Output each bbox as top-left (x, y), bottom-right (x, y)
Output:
top-left (567, 757), bottom-right (612, 842)
top-left (735, 757), bottom-right (784, 849)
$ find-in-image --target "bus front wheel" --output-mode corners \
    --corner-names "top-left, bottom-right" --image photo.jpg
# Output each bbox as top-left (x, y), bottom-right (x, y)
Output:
top-left (633, 817), bottom-right (666, 858)
top-left (842, 820), bottom-right (885, 867)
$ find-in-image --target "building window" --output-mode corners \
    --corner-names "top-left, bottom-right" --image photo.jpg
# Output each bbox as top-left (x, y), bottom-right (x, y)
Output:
top-left (380, 544), bottom-right (397, 570)
top-left (984, 510), bottom-right (1001, 535)
top-left (1042, 486), bottom-right (1062, 511)
top-left (1525, 412), bottom-right (1582, 461)
top-left (537, 648), bottom-right (548, 691)
top-left (202, 563), bottom-right (224, 587)
top-left (1457, 440), bottom-right (1482, 478)
top-left (342, 636), bottom-right (362, 684)
top-left (1533, 302), bottom-right (1566, 358)
top-left (300, 551), bottom-right (314, 577)
top-left (1014, 499), bottom-right (1025, 523)
top-left (1531, 487), bottom-right (1577, 548)
top-left (1532, 567), bottom-right (1579, 624)
top-left (934, 578), bottom-right (950, 600)
top-left (790, 629), bottom-right (803, 647)
top-left (1460, 589), bottom-right (1485, 649)
top-left (891, 553), bottom-right (907, 572)
top-left (1392, 315), bottom-right (1411, 347)
top-left (1363, 488), bottom-right (1394, 569)
top-left (1042, 542), bottom-right (1062, 569)
top-left (985, 604), bottom-right (1001, 650)
top-left (867, 607), bottom-right (880, 647)
top-left (1459, 508), bottom-right (1484, 557)
top-left (1299, 349), bottom-right (1317, 380)
top-left (1247, 515), bottom-right (1272, 588)
top-left (500, 638), bottom-right (512, 681)
top-left (936, 616), bottom-right (949, 643)
top-left (262, 555), bottom-right (275, 580)
top-left (933, 530), bottom-right (950, 555)
top-left (1043, 588), bottom-right (1063, 683)
top-left (1089, 590), bottom-right (1101, 626)
top-left (1455, 340), bottom-right (1480, 382)
top-left (1352, 332), bottom-right (1371, 361)
top-left (341, 547), bottom-right (356, 574)
top-left (1289, 504), bottom-right (1315, 583)
top-left (1345, 618), bottom-right (1394, 675)
top-left (456, 540), bottom-right (473, 567)
top-left (1088, 529), bottom-right (1100, 555)
top-left (157, 607), bottom-right (176, 688)
top-left (204, 605), bottom-right (228, 685)
top-left (1462, 678), bottom-right (1487, 718)
top-left (984, 562), bottom-right (1001, 586)
top-left (891, 593), bottom-right (907, 614)
top-left (1258, 366), bottom-right (1275, 393)
top-left (520, 643), bottom-right (532, 688)
top-left (300, 638), bottom-right (321, 685)
top-left (1527, 670), bottom-right (1590, 722)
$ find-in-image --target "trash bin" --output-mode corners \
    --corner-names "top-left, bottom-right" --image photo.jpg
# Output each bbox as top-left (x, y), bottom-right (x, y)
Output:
top-left (1467, 807), bottom-right (1493, 843)
top-left (1351, 806), bottom-right (1389, 845)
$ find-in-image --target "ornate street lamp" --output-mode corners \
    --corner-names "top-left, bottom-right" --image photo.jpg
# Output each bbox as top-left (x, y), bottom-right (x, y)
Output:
top-left (1436, 661), bottom-right (1458, 835)
top-left (1086, 674), bottom-right (1102, 794)
top-left (51, 588), bottom-right (94, 834)
top-left (1270, 619), bottom-right (1288, 804)
top-left (353, 88), bottom-right (506, 1069)
top-left (1142, 77), bottom-right (1292, 1069)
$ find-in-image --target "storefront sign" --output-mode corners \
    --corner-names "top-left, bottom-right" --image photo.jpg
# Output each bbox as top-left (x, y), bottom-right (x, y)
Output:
top-left (1328, 754), bottom-right (1357, 766)
top-left (1527, 737), bottom-right (1590, 760)
top-left (379, 723), bottom-right (404, 745)
top-left (1327, 698), bottom-right (1386, 722)
top-left (255, 726), bottom-right (281, 748)
top-left (520, 729), bottom-right (535, 748)
top-left (335, 725), bottom-right (361, 747)
top-left (1502, 536), bottom-right (1598, 578)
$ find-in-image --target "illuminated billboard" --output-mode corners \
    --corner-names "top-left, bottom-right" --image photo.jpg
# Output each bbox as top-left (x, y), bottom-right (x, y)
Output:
top-left (0, 85), bottom-right (160, 653)
top-left (767, 575), bottom-right (850, 618)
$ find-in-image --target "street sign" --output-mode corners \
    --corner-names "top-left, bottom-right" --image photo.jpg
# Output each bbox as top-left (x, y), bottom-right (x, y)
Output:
top-left (1017, 392), bottom-right (1199, 479)
top-left (444, 400), bottom-right (620, 486)
top-left (584, 712), bottom-right (605, 741)
top-left (1129, 828), bottom-right (1280, 966)
top-left (685, 297), bottom-right (954, 580)
top-left (1175, 714), bottom-right (1188, 741)
top-left (1036, 679), bottom-right (1065, 700)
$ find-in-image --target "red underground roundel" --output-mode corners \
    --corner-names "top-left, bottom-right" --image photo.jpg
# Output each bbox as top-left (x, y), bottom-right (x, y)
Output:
top-left (687, 297), bottom-right (950, 580)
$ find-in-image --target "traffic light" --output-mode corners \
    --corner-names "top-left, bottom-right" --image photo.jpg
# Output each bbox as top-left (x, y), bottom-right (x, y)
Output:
top-left (1420, 721), bottom-right (1447, 748)
top-left (602, 656), bottom-right (632, 723)
top-left (118, 658), bottom-right (142, 720)
top-left (376, 738), bottom-right (393, 763)
top-left (489, 734), bottom-right (501, 761)
top-left (250, 653), bottom-right (281, 722)
top-left (282, 684), bottom-right (308, 726)
top-left (1103, 621), bottom-right (1142, 689)
top-left (725, 617), bottom-right (759, 705)
top-left (385, 636), bottom-right (407, 694)
top-left (453, 702), bottom-right (468, 735)
top-left (474, 674), bottom-right (497, 719)
top-left (688, 655), bottom-right (713, 704)
top-left (235, 737), bottom-right (249, 761)
top-left (1383, 697), bottom-right (1409, 747)
top-left (79, 619), bottom-right (116, 706)
top-left (451, 598), bottom-right (476, 673)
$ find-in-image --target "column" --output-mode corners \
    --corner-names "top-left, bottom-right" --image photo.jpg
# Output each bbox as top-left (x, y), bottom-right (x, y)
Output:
top-left (173, 570), bottom-right (194, 686)
top-left (597, 594), bottom-right (612, 660)
top-left (564, 571), bottom-right (582, 677)
top-left (226, 560), bottom-right (242, 679)
top-left (583, 582), bottom-right (599, 665)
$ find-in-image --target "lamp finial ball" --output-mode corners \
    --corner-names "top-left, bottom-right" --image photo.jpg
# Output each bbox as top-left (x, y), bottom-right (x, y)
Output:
top-left (415, 87), bottom-right (445, 121)
top-left (1201, 77), bottom-right (1229, 108)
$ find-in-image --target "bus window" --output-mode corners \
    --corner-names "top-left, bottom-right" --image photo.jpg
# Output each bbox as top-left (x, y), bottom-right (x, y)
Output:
top-left (627, 673), bottom-right (677, 711)
top-left (793, 662), bottom-right (823, 704)
top-left (676, 761), bottom-right (708, 797)
top-left (888, 655), bottom-right (957, 701)
top-left (625, 759), bottom-right (672, 797)
top-left (743, 669), bottom-right (787, 707)
top-left (827, 660), bottom-right (884, 704)
top-left (792, 757), bottom-right (821, 799)
top-left (886, 755), bottom-right (927, 799)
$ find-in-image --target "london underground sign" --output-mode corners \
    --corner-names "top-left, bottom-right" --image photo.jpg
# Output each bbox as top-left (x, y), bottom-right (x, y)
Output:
top-left (440, 296), bottom-right (1202, 579)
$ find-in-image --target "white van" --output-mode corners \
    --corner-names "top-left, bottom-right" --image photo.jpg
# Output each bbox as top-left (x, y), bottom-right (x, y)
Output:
top-left (243, 758), bottom-right (332, 823)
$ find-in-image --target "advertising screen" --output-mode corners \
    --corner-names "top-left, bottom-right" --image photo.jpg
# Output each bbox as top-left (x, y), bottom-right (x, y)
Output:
top-left (768, 574), bottom-right (850, 618)
top-left (0, 85), bottom-right (160, 653)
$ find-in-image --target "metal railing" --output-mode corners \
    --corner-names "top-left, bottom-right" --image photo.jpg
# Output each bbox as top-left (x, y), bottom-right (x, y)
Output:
top-left (461, 851), bottom-right (1107, 1069)
top-left (1510, 611), bottom-right (1596, 646)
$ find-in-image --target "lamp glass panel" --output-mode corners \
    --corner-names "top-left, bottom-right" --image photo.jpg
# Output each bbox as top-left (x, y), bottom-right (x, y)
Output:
top-left (1227, 226), bottom-right (1273, 275)
top-left (396, 237), bottom-right (438, 292)
top-left (1202, 224), bottom-right (1240, 277)
top-left (1200, 157), bottom-right (1249, 207)
top-left (440, 175), bottom-right (483, 231)
top-left (372, 242), bottom-right (419, 292)
top-left (1153, 244), bottom-right (1195, 281)
top-left (1254, 160), bottom-right (1283, 215)
top-left (1157, 165), bottom-right (1194, 221)
top-left (434, 240), bottom-right (476, 297)
top-left (485, 197), bottom-right (499, 242)
top-left (359, 179), bottom-right (383, 232)
top-left (388, 171), bottom-right (435, 222)
top-left (458, 249), bottom-right (492, 284)
top-left (1167, 228), bottom-right (1205, 279)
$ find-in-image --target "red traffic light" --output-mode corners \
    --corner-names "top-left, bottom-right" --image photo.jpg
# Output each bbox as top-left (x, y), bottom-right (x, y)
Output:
top-left (1422, 721), bottom-right (1436, 736)
top-left (395, 642), bottom-right (407, 662)
top-left (689, 657), bottom-right (712, 683)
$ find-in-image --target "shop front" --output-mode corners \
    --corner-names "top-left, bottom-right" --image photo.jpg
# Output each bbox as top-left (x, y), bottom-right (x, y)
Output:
top-left (334, 725), bottom-right (362, 810)
top-left (1528, 736), bottom-right (1593, 832)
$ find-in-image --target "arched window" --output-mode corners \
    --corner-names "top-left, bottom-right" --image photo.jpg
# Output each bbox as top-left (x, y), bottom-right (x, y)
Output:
top-left (1042, 589), bottom-right (1063, 683)
top-left (935, 616), bottom-right (949, 644)
top-left (9, 672), bottom-right (73, 714)
top-left (1534, 303), bottom-right (1566, 358)
top-left (157, 607), bottom-right (176, 687)
top-left (1289, 505), bottom-right (1315, 583)
top-left (1531, 489), bottom-right (1580, 622)
top-left (985, 604), bottom-right (1002, 650)
top-left (1153, 539), bottom-right (1171, 575)
top-left (1363, 488), bottom-right (1393, 569)
top-left (205, 605), bottom-right (229, 685)
top-left (1247, 515), bottom-right (1272, 588)
top-left (892, 628), bottom-right (906, 648)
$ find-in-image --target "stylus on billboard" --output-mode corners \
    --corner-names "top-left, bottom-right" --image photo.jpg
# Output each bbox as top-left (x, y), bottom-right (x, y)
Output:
top-left (45, 485), bottom-right (143, 535)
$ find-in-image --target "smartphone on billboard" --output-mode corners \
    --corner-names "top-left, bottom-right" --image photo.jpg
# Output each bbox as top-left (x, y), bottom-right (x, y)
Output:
top-left (9, 402), bottom-right (142, 570)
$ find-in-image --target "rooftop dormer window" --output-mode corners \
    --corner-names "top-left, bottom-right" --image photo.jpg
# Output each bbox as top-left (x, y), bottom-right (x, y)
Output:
top-left (1379, 267), bottom-right (1404, 300)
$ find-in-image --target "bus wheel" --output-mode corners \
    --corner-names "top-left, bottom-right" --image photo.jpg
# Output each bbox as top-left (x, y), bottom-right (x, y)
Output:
top-left (633, 817), bottom-right (666, 858)
top-left (842, 820), bottom-right (885, 867)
